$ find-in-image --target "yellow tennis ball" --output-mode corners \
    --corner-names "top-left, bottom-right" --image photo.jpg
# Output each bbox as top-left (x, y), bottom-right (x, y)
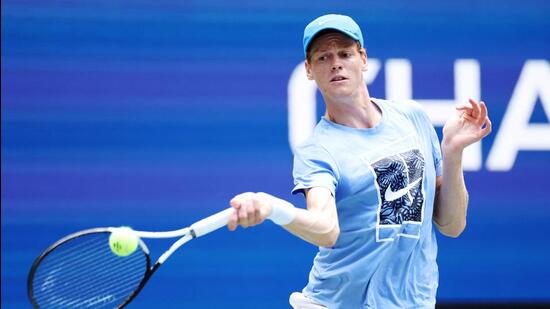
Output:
top-left (109, 227), bottom-right (138, 257)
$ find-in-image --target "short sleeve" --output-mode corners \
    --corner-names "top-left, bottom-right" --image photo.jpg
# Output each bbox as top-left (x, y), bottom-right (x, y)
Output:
top-left (429, 125), bottom-right (443, 176)
top-left (292, 142), bottom-right (339, 196)
top-left (404, 99), bottom-right (443, 176)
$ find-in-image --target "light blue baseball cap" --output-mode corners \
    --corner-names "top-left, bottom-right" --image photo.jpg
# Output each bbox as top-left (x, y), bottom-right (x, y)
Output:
top-left (303, 14), bottom-right (364, 56)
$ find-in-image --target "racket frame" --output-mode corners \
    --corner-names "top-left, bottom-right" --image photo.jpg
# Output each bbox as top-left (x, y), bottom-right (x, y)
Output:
top-left (27, 208), bottom-right (233, 308)
top-left (27, 228), bottom-right (151, 308)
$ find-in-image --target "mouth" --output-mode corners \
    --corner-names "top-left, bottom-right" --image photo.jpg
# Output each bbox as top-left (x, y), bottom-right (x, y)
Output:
top-left (330, 75), bottom-right (348, 83)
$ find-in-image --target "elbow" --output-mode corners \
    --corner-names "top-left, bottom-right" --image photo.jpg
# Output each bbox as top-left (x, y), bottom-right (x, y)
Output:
top-left (443, 228), bottom-right (463, 238)
top-left (439, 220), bottom-right (466, 238)
top-left (317, 226), bottom-right (340, 248)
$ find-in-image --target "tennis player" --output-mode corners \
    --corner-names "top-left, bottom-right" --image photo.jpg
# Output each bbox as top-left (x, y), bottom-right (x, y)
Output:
top-left (228, 14), bottom-right (491, 308)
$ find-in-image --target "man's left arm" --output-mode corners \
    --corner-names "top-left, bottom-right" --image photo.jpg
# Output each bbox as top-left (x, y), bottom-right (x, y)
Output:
top-left (433, 98), bottom-right (492, 237)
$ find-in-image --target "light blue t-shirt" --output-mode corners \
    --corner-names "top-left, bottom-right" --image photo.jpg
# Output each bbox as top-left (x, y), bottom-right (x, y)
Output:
top-left (292, 98), bottom-right (443, 309)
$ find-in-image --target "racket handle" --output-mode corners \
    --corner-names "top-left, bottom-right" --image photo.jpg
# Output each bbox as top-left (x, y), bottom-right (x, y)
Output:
top-left (190, 208), bottom-right (234, 237)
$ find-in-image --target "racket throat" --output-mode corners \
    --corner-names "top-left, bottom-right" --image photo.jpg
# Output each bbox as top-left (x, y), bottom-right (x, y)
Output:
top-left (158, 234), bottom-right (194, 264)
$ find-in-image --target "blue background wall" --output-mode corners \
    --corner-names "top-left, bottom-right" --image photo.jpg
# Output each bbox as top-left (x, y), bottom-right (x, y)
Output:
top-left (2, 1), bottom-right (549, 308)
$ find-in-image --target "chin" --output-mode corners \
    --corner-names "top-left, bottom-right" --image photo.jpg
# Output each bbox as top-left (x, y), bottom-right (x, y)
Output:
top-left (327, 86), bottom-right (353, 97)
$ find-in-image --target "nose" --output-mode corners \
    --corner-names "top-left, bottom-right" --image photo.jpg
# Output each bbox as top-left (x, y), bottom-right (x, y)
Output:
top-left (331, 61), bottom-right (342, 71)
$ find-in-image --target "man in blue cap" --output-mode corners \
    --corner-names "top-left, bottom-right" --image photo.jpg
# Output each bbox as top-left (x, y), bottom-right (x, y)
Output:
top-left (228, 14), bottom-right (491, 308)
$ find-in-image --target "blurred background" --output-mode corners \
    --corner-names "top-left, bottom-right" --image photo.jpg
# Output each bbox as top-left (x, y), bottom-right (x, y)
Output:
top-left (2, 0), bottom-right (549, 308)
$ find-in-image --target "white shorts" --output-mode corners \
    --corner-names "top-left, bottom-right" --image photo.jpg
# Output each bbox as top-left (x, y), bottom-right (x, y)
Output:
top-left (289, 292), bottom-right (328, 309)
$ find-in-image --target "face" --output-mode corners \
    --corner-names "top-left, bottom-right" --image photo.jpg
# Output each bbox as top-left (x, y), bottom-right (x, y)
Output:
top-left (305, 31), bottom-right (367, 99)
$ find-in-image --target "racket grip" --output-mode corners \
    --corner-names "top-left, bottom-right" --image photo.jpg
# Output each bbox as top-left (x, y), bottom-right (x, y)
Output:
top-left (190, 208), bottom-right (234, 237)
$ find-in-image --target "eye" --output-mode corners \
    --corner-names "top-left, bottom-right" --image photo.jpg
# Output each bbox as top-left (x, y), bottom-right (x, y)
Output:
top-left (318, 56), bottom-right (326, 61)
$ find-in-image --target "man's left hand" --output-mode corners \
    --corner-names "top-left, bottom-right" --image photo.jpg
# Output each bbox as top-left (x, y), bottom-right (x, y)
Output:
top-left (442, 98), bottom-right (492, 153)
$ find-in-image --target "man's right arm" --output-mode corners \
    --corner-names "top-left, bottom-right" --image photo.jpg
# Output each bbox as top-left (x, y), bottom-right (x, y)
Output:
top-left (284, 187), bottom-right (339, 247)
top-left (227, 187), bottom-right (340, 248)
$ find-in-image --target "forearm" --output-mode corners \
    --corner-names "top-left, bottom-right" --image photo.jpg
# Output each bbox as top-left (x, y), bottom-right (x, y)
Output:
top-left (229, 188), bottom-right (340, 247)
top-left (434, 147), bottom-right (469, 237)
top-left (434, 98), bottom-right (491, 237)
top-left (264, 190), bottom-right (339, 247)
top-left (282, 197), bottom-right (339, 248)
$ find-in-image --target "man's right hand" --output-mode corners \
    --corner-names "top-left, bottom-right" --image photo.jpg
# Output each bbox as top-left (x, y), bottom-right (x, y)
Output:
top-left (227, 192), bottom-right (273, 231)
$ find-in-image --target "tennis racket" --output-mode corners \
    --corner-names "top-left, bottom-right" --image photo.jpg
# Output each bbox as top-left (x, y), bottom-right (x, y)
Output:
top-left (27, 208), bottom-right (234, 308)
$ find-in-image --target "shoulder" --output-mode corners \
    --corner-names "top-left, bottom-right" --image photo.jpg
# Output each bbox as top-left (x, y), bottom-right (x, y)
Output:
top-left (294, 119), bottom-right (334, 156)
top-left (376, 98), bottom-right (433, 127)
top-left (375, 98), bottom-right (426, 118)
top-left (294, 137), bottom-right (332, 162)
top-left (293, 122), bottom-right (340, 172)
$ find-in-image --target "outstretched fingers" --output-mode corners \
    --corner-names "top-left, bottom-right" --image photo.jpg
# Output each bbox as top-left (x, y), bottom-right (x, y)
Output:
top-left (456, 99), bottom-right (488, 126)
top-left (480, 116), bottom-right (492, 138)
top-left (475, 101), bottom-right (491, 133)
top-left (468, 98), bottom-right (481, 119)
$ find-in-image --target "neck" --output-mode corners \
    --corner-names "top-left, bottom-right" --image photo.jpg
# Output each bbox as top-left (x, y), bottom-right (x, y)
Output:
top-left (324, 86), bottom-right (381, 129)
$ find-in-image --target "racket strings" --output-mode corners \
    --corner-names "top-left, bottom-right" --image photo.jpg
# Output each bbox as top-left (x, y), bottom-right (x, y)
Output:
top-left (34, 255), bottom-right (144, 308)
top-left (34, 239), bottom-right (141, 293)
top-left (31, 232), bottom-right (148, 308)
top-left (33, 233), bottom-right (146, 308)
top-left (33, 234), bottom-right (129, 283)
top-left (33, 235), bottom-right (131, 286)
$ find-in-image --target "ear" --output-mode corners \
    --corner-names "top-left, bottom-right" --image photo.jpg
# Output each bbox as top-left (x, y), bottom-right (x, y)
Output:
top-left (360, 48), bottom-right (368, 72)
top-left (304, 61), bottom-right (314, 80)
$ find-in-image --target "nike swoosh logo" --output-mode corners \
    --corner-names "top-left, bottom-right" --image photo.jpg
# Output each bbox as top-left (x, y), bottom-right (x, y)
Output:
top-left (384, 178), bottom-right (422, 202)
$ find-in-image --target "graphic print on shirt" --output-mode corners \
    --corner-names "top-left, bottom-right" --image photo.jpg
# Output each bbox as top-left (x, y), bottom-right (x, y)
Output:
top-left (371, 148), bottom-right (425, 241)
